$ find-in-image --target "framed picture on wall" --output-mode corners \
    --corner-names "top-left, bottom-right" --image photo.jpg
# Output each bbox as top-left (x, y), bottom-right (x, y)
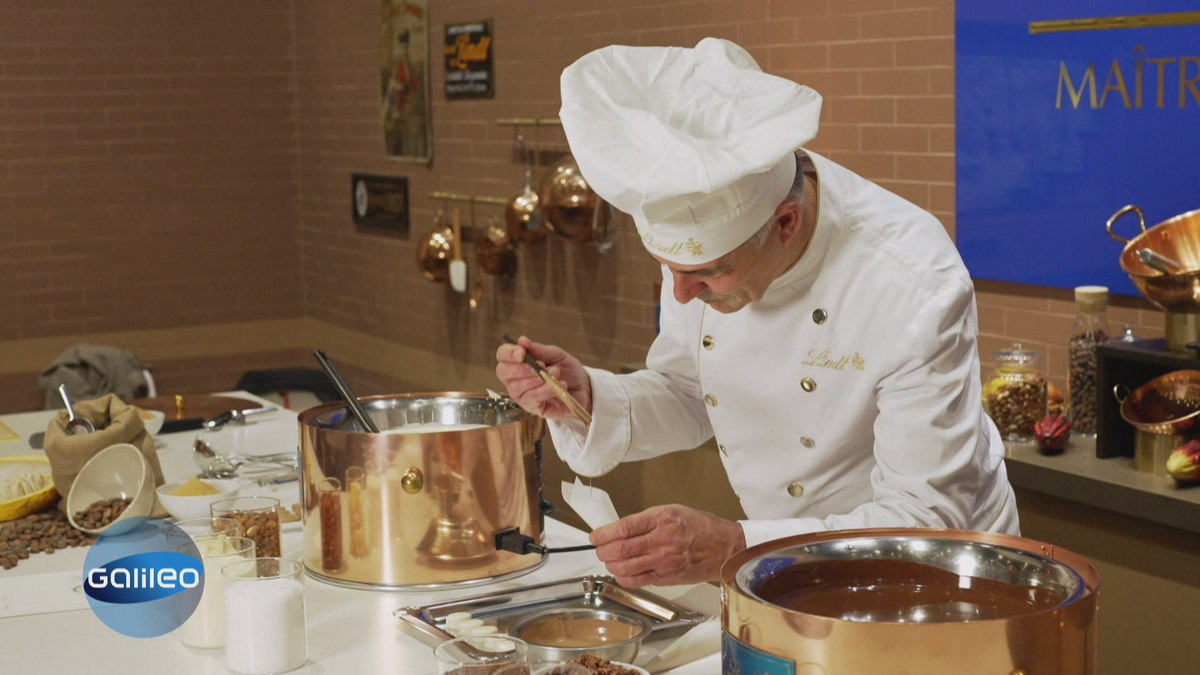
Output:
top-left (378, 0), bottom-right (432, 164)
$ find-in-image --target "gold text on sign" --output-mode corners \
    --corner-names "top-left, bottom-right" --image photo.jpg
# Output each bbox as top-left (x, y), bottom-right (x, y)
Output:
top-left (1057, 45), bottom-right (1200, 109)
top-left (802, 350), bottom-right (866, 372)
top-left (446, 33), bottom-right (491, 70)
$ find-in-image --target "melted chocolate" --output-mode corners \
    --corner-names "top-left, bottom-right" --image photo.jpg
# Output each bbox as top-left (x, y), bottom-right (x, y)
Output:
top-left (755, 559), bottom-right (1065, 622)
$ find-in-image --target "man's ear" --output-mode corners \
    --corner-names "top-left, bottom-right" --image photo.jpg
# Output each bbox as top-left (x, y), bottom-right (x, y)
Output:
top-left (774, 200), bottom-right (804, 244)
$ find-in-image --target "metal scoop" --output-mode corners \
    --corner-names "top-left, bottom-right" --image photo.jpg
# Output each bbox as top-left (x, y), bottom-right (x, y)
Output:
top-left (1136, 248), bottom-right (1182, 275)
top-left (58, 385), bottom-right (95, 435)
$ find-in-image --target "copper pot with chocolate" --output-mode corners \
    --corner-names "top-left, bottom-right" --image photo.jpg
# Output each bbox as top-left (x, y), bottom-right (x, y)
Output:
top-left (722, 528), bottom-right (1098, 675)
top-left (297, 393), bottom-right (547, 589)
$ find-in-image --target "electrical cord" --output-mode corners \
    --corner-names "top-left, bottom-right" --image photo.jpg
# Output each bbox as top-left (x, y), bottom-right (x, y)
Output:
top-left (494, 527), bottom-right (596, 555)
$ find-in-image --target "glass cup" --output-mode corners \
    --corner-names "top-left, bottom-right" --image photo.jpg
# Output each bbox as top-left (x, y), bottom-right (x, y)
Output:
top-left (222, 557), bottom-right (308, 675)
top-left (174, 517), bottom-right (243, 539)
top-left (211, 496), bottom-right (282, 558)
top-left (434, 636), bottom-right (530, 675)
top-left (179, 535), bottom-right (255, 648)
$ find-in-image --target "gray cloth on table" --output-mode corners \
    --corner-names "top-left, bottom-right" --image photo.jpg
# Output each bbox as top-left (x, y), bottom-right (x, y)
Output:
top-left (38, 343), bottom-right (151, 410)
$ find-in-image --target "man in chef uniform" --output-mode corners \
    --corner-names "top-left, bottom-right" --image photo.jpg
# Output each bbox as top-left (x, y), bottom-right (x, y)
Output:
top-left (496, 38), bottom-right (1019, 587)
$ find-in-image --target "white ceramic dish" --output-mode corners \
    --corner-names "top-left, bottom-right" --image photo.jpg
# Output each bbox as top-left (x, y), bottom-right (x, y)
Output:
top-left (66, 443), bottom-right (154, 535)
top-left (136, 409), bottom-right (165, 436)
top-left (155, 478), bottom-right (241, 521)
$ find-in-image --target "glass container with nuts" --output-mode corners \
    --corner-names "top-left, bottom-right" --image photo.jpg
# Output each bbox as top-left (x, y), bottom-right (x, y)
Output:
top-left (985, 343), bottom-right (1048, 442)
top-left (210, 496), bottom-right (282, 558)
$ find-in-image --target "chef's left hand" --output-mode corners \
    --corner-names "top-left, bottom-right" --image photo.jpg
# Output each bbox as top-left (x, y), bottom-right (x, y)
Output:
top-left (589, 505), bottom-right (746, 587)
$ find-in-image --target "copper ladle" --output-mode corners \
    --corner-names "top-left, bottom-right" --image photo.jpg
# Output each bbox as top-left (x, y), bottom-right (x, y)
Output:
top-left (505, 134), bottom-right (548, 244)
top-left (415, 208), bottom-right (455, 283)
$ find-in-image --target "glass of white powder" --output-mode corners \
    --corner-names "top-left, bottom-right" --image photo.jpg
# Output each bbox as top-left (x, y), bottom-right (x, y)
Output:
top-left (222, 557), bottom-right (308, 674)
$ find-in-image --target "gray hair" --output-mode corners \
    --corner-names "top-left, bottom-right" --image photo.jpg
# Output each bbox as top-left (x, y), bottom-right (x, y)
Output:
top-left (747, 153), bottom-right (806, 251)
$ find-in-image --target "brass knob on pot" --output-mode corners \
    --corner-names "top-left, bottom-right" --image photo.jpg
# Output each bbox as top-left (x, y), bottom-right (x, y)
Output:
top-left (401, 467), bottom-right (424, 494)
top-left (538, 155), bottom-right (597, 243)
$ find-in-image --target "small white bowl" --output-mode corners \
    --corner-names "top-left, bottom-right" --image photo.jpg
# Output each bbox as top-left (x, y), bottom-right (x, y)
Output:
top-left (137, 409), bottom-right (165, 436)
top-left (155, 479), bottom-right (240, 521)
top-left (67, 443), bottom-right (155, 535)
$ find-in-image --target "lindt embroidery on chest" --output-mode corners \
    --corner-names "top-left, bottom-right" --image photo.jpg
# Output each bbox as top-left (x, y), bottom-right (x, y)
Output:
top-left (802, 349), bottom-right (866, 371)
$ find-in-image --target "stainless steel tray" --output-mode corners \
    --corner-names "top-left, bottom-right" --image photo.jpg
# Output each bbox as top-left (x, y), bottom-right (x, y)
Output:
top-left (395, 574), bottom-right (707, 645)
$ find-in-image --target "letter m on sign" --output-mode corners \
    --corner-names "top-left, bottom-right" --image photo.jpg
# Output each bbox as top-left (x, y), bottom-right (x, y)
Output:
top-left (1057, 61), bottom-right (1097, 109)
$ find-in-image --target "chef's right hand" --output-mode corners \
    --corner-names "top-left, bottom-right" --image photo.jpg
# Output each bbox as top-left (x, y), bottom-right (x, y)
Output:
top-left (495, 336), bottom-right (592, 420)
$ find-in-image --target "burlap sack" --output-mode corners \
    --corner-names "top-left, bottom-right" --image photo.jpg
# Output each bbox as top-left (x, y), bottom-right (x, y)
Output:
top-left (43, 393), bottom-right (166, 510)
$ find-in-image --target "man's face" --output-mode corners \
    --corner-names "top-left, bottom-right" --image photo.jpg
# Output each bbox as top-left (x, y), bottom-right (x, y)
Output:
top-left (650, 234), bottom-right (779, 314)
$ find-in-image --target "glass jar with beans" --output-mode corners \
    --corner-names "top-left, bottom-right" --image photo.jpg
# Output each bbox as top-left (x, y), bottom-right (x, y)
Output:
top-left (1068, 286), bottom-right (1110, 436)
top-left (985, 343), bottom-right (1048, 442)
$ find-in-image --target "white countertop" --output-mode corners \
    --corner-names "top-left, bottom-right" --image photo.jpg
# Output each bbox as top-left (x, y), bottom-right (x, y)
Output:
top-left (0, 394), bottom-right (721, 675)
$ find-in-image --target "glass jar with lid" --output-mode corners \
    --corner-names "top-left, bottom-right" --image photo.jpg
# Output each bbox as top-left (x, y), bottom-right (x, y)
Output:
top-left (1068, 286), bottom-right (1110, 436)
top-left (984, 342), bottom-right (1048, 442)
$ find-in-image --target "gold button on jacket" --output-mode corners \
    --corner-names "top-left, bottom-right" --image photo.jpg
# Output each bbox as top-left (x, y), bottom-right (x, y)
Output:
top-left (787, 483), bottom-right (805, 498)
top-left (704, 394), bottom-right (718, 407)
top-left (702, 335), bottom-right (715, 350)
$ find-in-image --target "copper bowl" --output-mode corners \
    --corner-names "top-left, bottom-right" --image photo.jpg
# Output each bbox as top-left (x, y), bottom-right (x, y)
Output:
top-left (476, 217), bottom-right (517, 277)
top-left (1108, 204), bottom-right (1200, 312)
top-left (416, 220), bottom-right (456, 283)
top-left (538, 156), bottom-right (597, 243)
top-left (1114, 369), bottom-right (1200, 434)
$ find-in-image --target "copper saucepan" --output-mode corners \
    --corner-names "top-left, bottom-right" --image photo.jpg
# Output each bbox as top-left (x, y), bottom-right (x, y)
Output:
top-left (1107, 204), bottom-right (1200, 312)
top-left (1113, 369), bottom-right (1200, 434)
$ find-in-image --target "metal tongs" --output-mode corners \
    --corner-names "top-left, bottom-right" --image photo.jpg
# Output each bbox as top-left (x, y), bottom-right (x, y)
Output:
top-left (204, 405), bottom-right (277, 430)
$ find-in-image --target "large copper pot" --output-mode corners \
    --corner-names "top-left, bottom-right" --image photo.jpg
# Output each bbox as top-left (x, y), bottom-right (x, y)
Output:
top-left (297, 393), bottom-right (547, 589)
top-left (722, 528), bottom-right (1098, 675)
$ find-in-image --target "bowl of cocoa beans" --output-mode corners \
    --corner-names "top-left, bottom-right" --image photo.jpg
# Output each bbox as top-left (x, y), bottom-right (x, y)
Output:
top-left (66, 443), bottom-right (155, 536)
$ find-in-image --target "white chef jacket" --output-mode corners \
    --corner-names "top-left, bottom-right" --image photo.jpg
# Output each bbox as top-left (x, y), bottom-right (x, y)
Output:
top-left (549, 150), bottom-right (1020, 548)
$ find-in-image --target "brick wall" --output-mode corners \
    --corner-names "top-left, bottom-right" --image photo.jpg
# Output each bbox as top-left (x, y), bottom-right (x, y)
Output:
top-left (293, 0), bottom-right (1166, 396)
top-left (0, 0), bottom-right (308, 410)
top-left (0, 0), bottom-right (1169, 412)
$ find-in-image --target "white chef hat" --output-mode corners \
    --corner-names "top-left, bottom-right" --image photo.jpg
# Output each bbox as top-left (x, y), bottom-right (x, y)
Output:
top-left (559, 38), bottom-right (823, 265)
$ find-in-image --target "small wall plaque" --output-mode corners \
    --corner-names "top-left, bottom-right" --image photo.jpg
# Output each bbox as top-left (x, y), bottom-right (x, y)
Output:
top-left (445, 20), bottom-right (493, 99)
top-left (352, 173), bottom-right (409, 232)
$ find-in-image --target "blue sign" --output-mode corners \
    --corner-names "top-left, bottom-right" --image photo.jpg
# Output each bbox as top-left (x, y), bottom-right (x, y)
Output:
top-left (82, 517), bottom-right (204, 638)
top-left (722, 632), bottom-right (796, 675)
top-left (956, 2), bottom-right (1200, 295)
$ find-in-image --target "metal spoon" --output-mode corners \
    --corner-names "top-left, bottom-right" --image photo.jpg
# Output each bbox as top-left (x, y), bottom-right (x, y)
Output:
top-left (193, 437), bottom-right (296, 478)
top-left (58, 384), bottom-right (96, 435)
top-left (313, 350), bottom-right (380, 433)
